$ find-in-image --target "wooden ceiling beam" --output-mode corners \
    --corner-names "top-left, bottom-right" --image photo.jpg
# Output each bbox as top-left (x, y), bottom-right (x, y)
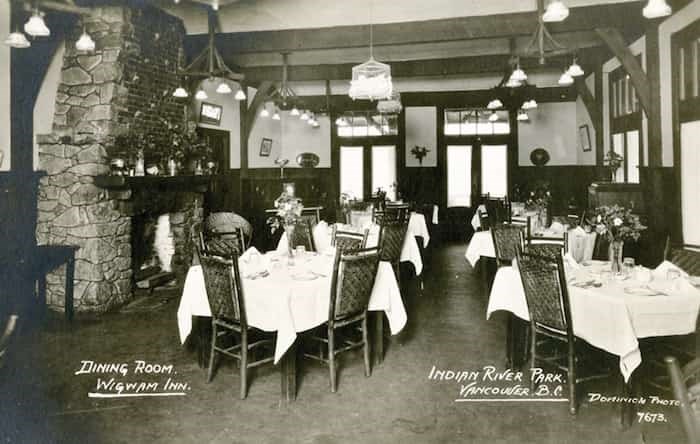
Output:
top-left (185, 3), bottom-right (644, 55)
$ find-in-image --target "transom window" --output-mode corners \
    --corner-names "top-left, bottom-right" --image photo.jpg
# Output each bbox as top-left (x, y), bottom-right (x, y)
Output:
top-left (336, 112), bottom-right (398, 137)
top-left (444, 108), bottom-right (510, 136)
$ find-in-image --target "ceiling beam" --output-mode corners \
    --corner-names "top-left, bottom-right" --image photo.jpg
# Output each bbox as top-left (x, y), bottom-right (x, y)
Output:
top-left (595, 27), bottom-right (651, 115)
top-left (184, 3), bottom-right (644, 56)
top-left (240, 47), bottom-right (607, 82)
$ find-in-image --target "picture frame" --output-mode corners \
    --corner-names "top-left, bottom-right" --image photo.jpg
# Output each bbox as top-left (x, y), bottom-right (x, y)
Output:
top-left (260, 138), bottom-right (273, 157)
top-left (579, 124), bottom-right (592, 152)
top-left (199, 102), bottom-right (222, 126)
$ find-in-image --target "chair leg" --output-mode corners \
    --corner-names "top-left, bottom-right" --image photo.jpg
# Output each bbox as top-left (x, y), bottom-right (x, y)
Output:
top-left (362, 316), bottom-right (371, 377)
top-left (568, 342), bottom-right (577, 415)
top-left (207, 322), bottom-right (218, 383)
top-left (240, 331), bottom-right (248, 399)
top-left (329, 327), bottom-right (337, 392)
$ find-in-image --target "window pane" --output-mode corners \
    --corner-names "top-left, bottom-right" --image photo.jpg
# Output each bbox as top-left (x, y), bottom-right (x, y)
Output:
top-left (481, 145), bottom-right (508, 198)
top-left (626, 130), bottom-right (640, 184)
top-left (340, 146), bottom-right (364, 200)
top-left (612, 132), bottom-right (625, 183)
top-left (447, 145), bottom-right (472, 207)
top-left (337, 111), bottom-right (398, 137)
top-left (445, 110), bottom-right (461, 135)
top-left (371, 145), bottom-right (397, 201)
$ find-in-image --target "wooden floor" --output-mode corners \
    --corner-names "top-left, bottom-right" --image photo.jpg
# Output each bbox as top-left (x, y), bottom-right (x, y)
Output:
top-left (0, 242), bottom-right (686, 444)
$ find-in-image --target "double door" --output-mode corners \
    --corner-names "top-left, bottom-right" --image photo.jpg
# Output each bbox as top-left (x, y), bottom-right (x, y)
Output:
top-left (339, 141), bottom-right (398, 201)
top-left (446, 139), bottom-right (509, 208)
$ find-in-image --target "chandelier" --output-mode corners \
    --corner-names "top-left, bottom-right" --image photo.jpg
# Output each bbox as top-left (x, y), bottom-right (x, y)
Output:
top-left (377, 92), bottom-right (402, 114)
top-left (173, 9), bottom-right (245, 100)
top-left (348, 2), bottom-right (393, 101)
top-left (4, 3), bottom-right (95, 51)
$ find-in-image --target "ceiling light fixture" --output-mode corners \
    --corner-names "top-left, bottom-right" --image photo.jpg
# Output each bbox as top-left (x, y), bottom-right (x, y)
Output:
top-left (24, 9), bottom-right (50, 37)
top-left (643, 0), bottom-right (672, 19)
top-left (349, 1), bottom-right (393, 100)
top-left (510, 59), bottom-right (527, 82)
top-left (234, 88), bottom-right (246, 101)
top-left (487, 99), bottom-right (503, 109)
top-left (216, 81), bottom-right (232, 94)
top-left (4, 30), bottom-right (30, 48)
top-left (290, 107), bottom-right (300, 117)
top-left (272, 108), bottom-right (281, 120)
top-left (335, 116), bottom-right (349, 127)
top-left (75, 28), bottom-right (95, 52)
top-left (542, 1), bottom-right (569, 23)
top-left (489, 112), bottom-right (499, 122)
top-left (517, 110), bottom-right (530, 121)
top-left (300, 110), bottom-right (309, 121)
top-left (172, 86), bottom-right (189, 98)
top-left (567, 57), bottom-right (584, 77)
top-left (260, 105), bottom-right (270, 118)
top-left (558, 70), bottom-right (574, 86)
top-left (522, 99), bottom-right (538, 110)
top-left (195, 88), bottom-right (208, 100)
top-left (377, 92), bottom-right (402, 114)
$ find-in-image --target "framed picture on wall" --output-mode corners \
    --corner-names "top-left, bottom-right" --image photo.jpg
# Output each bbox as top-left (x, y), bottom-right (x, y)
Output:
top-left (579, 124), bottom-right (592, 152)
top-left (200, 102), bottom-right (222, 125)
top-left (260, 138), bottom-right (273, 157)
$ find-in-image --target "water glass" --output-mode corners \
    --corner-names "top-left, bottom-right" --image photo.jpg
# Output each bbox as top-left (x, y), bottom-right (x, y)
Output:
top-left (623, 257), bottom-right (635, 278)
top-left (295, 245), bottom-right (306, 259)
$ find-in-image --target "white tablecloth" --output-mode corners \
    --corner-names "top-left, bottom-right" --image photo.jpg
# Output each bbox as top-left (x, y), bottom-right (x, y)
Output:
top-left (177, 251), bottom-right (407, 364)
top-left (470, 203), bottom-right (527, 231)
top-left (277, 219), bottom-right (425, 275)
top-left (464, 229), bottom-right (594, 267)
top-left (486, 262), bottom-right (700, 382)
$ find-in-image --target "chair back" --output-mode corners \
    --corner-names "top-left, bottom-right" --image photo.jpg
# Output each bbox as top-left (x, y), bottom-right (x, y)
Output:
top-left (477, 207), bottom-right (490, 230)
top-left (378, 219), bottom-right (408, 263)
top-left (301, 207), bottom-right (322, 228)
top-left (665, 236), bottom-right (700, 276)
top-left (491, 223), bottom-right (525, 265)
top-left (524, 242), bottom-right (564, 260)
top-left (329, 247), bottom-right (380, 321)
top-left (332, 226), bottom-right (368, 252)
top-left (516, 250), bottom-right (573, 336)
top-left (203, 228), bottom-right (245, 259)
top-left (289, 220), bottom-right (316, 252)
top-left (200, 255), bottom-right (247, 327)
top-left (485, 198), bottom-right (510, 224)
top-left (666, 356), bottom-right (700, 444)
top-left (385, 203), bottom-right (410, 222)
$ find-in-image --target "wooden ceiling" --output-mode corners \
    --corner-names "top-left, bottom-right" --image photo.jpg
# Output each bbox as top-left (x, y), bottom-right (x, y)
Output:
top-left (174, 1), bottom-right (650, 84)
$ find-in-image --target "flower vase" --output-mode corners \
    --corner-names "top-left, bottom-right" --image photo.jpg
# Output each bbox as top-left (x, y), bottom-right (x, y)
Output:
top-left (167, 158), bottom-right (178, 176)
top-left (538, 208), bottom-right (548, 230)
top-left (284, 224), bottom-right (295, 261)
top-left (609, 240), bottom-right (623, 274)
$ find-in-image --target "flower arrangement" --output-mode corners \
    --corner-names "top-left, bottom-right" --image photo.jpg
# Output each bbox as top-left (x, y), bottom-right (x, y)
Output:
top-left (587, 205), bottom-right (646, 242)
top-left (411, 145), bottom-right (430, 164)
top-left (162, 118), bottom-right (211, 165)
top-left (524, 180), bottom-right (552, 212)
top-left (604, 150), bottom-right (624, 180)
top-left (266, 192), bottom-right (304, 232)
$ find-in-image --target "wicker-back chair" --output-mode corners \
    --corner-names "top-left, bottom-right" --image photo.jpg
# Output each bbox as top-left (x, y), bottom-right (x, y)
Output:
top-left (300, 207), bottom-right (322, 228)
top-left (516, 250), bottom-right (610, 415)
top-left (289, 220), bottom-right (316, 252)
top-left (378, 219), bottom-right (409, 281)
top-left (666, 356), bottom-right (700, 444)
top-left (199, 255), bottom-right (275, 399)
top-left (665, 237), bottom-right (700, 275)
top-left (202, 228), bottom-right (246, 259)
top-left (524, 242), bottom-right (564, 260)
top-left (490, 223), bottom-right (525, 267)
top-left (331, 226), bottom-right (368, 251)
top-left (477, 207), bottom-right (490, 231)
top-left (303, 247), bottom-right (380, 392)
top-left (485, 198), bottom-right (510, 224)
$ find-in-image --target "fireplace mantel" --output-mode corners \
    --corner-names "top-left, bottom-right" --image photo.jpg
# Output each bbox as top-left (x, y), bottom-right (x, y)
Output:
top-left (94, 175), bottom-right (212, 193)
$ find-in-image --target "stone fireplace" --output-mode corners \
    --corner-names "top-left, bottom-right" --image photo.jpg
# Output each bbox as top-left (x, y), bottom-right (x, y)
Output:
top-left (35, 5), bottom-right (202, 314)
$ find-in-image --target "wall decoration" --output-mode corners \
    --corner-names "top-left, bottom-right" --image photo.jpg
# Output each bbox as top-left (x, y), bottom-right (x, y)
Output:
top-left (260, 138), bottom-right (273, 157)
top-left (296, 152), bottom-right (320, 168)
top-left (529, 148), bottom-right (551, 166)
top-left (579, 124), bottom-right (591, 152)
top-left (200, 102), bottom-right (223, 126)
top-left (410, 145), bottom-right (430, 165)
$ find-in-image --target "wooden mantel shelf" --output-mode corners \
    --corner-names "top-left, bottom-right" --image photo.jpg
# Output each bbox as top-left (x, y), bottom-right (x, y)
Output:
top-left (93, 175), bottom-right (212, 192)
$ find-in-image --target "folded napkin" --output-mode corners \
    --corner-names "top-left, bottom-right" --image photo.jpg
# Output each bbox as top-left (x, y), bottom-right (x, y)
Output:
top-left (240, 247), bottom-right (262, 263)
top-left (564, 252), bottom-right (581, 270)
top-left (653, 260), bottom-right (689, 280)
top-left (313, 221), bottom-right (331, 254)
top-left (433, 205), bottom-right (439, 225)
top-left (549, 221), bottom-right (565, 234)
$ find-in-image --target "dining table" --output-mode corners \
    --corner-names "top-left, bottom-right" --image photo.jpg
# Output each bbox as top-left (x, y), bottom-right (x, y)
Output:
top-left (486, 257), bottom-right (700, 424)
top-left (177, 246), bottom-right (407, 402)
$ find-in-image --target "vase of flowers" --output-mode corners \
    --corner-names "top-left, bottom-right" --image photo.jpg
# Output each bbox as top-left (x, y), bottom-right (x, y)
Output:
top-left (269, 191), bottom-right (304, 257)
top-left (524, 180), bottom-right (552, 229)
top-left (604, 150), bottom-right (624, 183)
top-left (587, 205), bottom-right (646, 274)
top-left (411, 145), bottom-right (430, 165)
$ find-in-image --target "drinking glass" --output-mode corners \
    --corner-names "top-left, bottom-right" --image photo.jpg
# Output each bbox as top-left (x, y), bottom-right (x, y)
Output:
top-left (295, 245), bottom-right (306, 259)
top-left (623, 258), bottom-right (635, 279)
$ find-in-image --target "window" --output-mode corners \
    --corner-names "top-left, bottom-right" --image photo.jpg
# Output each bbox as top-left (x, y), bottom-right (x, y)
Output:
top-left (610, 131), bottom-right (640, 184)
top-left (340, 146), bottom-right (364, 200)
top-left (337, 112), bottom-right (398, 137)
top-left (447, 145), bottom-right (472, 207)
top-left (481, 145), bottom-right (508, 197)
top-left (609, 64), bottom-right (643, 183)
top-left (444, 109), bottom-right (510, 136)
top-left (371, 146), bottom-right (397, 200)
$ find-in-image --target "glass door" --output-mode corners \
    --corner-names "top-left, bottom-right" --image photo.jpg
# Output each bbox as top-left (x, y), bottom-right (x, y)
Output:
top-left (447, 145), bottom-right (473, 207)
top-left (340, 146), bottom-right (364, 200)
top-left (371, 145), bottom-right (397, 201)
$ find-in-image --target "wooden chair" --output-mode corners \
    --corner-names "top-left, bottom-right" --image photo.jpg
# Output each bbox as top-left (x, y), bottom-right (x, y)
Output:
top-left (385, 203), bottom-right (410, 223)
top-left (516, 249), bottom-right (612, 415)
top-left (199, 255), bottom-right (276, 399)
top-left (665, 237), bottom-right (700, 275)
top-left (289, 220), bottom-right (316, 252)
top-left (524, 242), bottom-right (564, 260)
top-left (490, 223), bottom-right (525, 267)
top-left (666, 356), bottom-right (700, 444)
top-left (477, 207), bottom-right (490, 231)
top-left (485, 197), bottom-right (510, 224)
top-left (300, 207), bottom-right (323, 228)
top-left (202, 227), bottom-right (246, 259)
top-left (378, 219), bottom-right (409, 283)
top-left (331, 226), bottom-right (368, 251)
top-left (303, 247), bottom-right (380, 392)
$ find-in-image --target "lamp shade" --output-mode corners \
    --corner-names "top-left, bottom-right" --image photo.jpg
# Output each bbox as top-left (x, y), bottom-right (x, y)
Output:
top-left (234, 88), bottom-right (247, 101)
top-left (506, 77), bottom-right (522, 88)
top-left (290, 107), bottom-right (300, 116)
top-left (517, 110), bottom-right (529, 121)
top-left (216, 82), bottom-right (232, 94)
top-left (76, 32), bottom-right (95, 52)
top-left (543, 1), bottom-right (569, 22)
top-left (4, 31), bottom-right (30, 48)
top-left (260, 107), bottom-right (270, 118)
top-left (487, 99), bottom-right (503, 109)
top-left (24, 12), bottom-right (50, 37)
top-left (510, 67), bottom-right (527, 82)
top-left (300, 110), bottom-right (309, 121)
top-left (558, 71), bottom-right (574, 86)
top-left (172, 87), bottom-right (189, 98)
top-left (195, 89), bottom-right (208, 100)
top-left (567, 62), bottom-right (584, 77)
top-left (488, 112), bottom-right (499, 122)
top-left (349, 58), bottom-right (393, 100)
top-left (643, 0), bottom-right (672, 19)
top-left (522, 99), bottom-right (538, 110)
